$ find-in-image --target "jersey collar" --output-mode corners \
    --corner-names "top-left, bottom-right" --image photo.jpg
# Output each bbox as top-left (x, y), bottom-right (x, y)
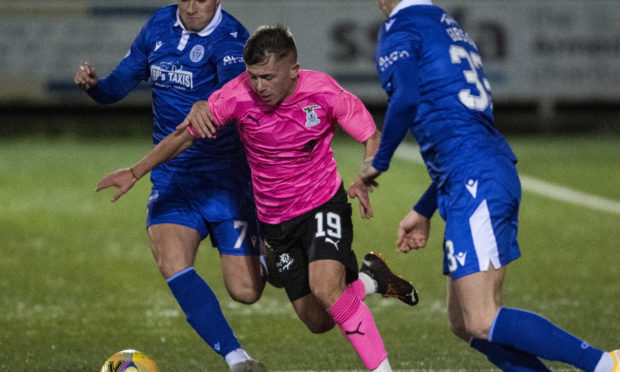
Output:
top-left (174, 4), bottom-right (223, 37)
top-left (390, 0), bottom-right (433, 17)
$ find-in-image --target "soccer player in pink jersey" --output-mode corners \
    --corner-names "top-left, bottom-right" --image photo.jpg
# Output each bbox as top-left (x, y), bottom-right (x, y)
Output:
top-left (97, 25), bottom-right (418, 371)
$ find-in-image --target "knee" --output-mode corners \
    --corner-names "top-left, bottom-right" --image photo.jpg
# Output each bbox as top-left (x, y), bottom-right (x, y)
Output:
top-left (226, 282), bottom-right (263, 305)
top-left (449, 319), bottom-right (470, 341)
top-left (303, 316), bottom-right (335, 334)
top-left (310, 282), bottom-right (345, 309)
top-left (448, 311), bottom-right (492, 341)
top-left (464, 319), bottom-right (492, 340)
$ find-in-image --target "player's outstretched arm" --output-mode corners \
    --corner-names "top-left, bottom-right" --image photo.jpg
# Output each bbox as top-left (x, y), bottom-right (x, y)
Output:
top-left (396, 209), bottom-right (430, 253)
top-left (74, 62), bottom-right (98, 91)
top-left (96, 128), bottom-right (196, 202)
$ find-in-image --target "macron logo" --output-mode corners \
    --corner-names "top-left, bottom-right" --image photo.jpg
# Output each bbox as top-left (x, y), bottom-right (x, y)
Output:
top-left (154, 41), bottom-right (163, 52)
top-left (466, 179), bottom-right (478, 199)
top-left (385, 19), bottom-right (396, 31)
top-left (456, 252), bottom-right (467, 266)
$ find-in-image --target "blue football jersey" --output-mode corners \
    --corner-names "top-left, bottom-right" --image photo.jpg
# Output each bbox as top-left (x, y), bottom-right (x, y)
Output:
top-left (373, 4), bottom-right (516, 187)
top-left (88, 5), bottom-right (250, 174)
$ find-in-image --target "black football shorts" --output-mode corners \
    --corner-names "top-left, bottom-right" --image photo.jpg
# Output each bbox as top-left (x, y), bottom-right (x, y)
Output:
top-left (259, 183), bottom-right (358, 302)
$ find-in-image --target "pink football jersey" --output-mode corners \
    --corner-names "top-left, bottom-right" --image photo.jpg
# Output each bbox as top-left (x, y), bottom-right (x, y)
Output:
top-left (191, 70), bottom-right (376, 224)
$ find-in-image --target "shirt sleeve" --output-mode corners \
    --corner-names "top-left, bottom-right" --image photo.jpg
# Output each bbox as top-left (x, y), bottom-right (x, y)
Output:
top-left (413, 181), bottom-right (437, 218)
top-left (372, 32), bottom-right (421, 171)
top-left (87, 22), bottom-right (151, 104)
top-left (208, 33), bottom-right (248, 98)
top-left (207, 88), bottom-right (233, 127)
top-left (186, 89), bottom-right (231, 139)
top-left (332, 90), bottom-right (377, 143)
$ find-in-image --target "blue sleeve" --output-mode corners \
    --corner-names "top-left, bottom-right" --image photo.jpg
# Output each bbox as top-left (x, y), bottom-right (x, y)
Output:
top-left (413, 181), bottom-right (437, 218)
top-left (372, 56), bottom-right (420, 172)
top-left (209, 31), bottom-right (249, 96)
top-left (87, 22), bottom-right (150, 104)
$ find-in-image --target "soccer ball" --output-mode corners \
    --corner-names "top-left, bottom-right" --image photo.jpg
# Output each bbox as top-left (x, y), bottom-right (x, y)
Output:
top-left (100, 349), bottom-right (159, 372)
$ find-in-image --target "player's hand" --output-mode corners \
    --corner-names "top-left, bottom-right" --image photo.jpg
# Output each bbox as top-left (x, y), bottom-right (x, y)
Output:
top-left (348, 177), bottom-right (374, 219)
top-left (74, 61), bottom-right (98, 91)
top-left (396, 210), bottom-right (430, 253)
top-left (177, 100), bottom-right (217, 138)
top-left (96, 168), bottom-right (138, 202)
top-left (358, 157), bottom-right (380, 190)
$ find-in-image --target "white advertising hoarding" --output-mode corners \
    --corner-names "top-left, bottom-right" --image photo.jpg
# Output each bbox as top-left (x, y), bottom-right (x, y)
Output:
top-left (0, 0), bottom-right (618, 105)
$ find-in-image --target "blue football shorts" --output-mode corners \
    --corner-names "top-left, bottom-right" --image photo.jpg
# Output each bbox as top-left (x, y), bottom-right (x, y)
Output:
top-left (146, 168), bottom-right (260, 256)
top-left (437, 157), bottom-right (522, 279)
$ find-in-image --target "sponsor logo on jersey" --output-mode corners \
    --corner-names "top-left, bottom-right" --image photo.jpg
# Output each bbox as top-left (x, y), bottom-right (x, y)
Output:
top-left (222, 55), bottom-right (244, 66)
top-left (190, 45), bottom-right (204, 63)
top-left (378, 49), bottom-right (411, 72)
top-left (441, 13), bottom-right (459, 26)
top-left (154, 41), bottom-right (164, 52)
top-left (303, 105), bottom-right (321, 127)
top-left (151, 62), bottom-right (194, 90)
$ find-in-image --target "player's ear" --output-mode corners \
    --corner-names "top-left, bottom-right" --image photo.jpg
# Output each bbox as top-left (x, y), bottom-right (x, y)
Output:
top-left (290, 63), bottom-right (300, 78)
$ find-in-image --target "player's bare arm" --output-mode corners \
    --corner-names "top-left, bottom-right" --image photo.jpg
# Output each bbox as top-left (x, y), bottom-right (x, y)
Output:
top-left (176, 100), bottom-right (218, 138)
top-left (396, 209), bottom-right (430, 253)
top-left (348, 130), bottom-right (382, 219)
top-left (96, 128), bottom-right (196, 202)
top-left (73, 62), bottom-right (98, 91)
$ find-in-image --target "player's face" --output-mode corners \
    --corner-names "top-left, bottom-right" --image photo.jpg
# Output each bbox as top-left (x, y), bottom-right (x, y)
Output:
top-left (247, 54), bottom-right (300, 106)
top-left (177, 0), bottom-right (221, 32)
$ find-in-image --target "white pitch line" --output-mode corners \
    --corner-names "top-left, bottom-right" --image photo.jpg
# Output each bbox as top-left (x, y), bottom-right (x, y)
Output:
top-left (394, 143), bottom-right (620, 216)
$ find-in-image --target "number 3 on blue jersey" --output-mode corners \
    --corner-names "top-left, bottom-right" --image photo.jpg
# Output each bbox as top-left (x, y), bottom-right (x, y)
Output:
top-left (449, 45), bottom-right (491, 112)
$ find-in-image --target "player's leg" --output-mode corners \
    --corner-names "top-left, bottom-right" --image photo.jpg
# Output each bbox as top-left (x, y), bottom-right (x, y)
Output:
top-left (147, 178), bottom-right (262, 371)
top-left (148, 223), bottom-right (200, 278)
top-left (308, 185), bottom-right (391, 371)
top-left (149, 224), bottom-right (251, 368)
top-left (441, 161), bottom-right (550, 371)
top-left (291, 294), bottom-right (335, 333)
top-left (450, 268), bottom-right (550, 371)
top-left (210, 218), bottom-right (265, 304)
top-left (445, 160), bottom-right (609, 372)
top-left (220, 254), bottom-right (263, 304)
top-left (309, 259), bottom-right (390, 371)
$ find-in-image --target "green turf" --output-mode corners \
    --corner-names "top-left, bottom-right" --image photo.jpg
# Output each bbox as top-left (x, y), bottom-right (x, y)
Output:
top-left (1, 134), bottom-right (619, 371)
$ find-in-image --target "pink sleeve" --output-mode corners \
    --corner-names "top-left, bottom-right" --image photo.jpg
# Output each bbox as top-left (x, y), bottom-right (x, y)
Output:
top-left (208, 95), bottom-right (229, 128)
top-left (185, 90), bottom-right (230, 139)
top-left (186, 125), bottom-right (200, 138)
top-left (333, 90), bottom-right (377, 142)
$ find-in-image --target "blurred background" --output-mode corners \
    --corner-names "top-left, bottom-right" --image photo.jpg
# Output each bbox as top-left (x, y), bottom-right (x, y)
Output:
top-left (1, 0), bottom-right (619, 137)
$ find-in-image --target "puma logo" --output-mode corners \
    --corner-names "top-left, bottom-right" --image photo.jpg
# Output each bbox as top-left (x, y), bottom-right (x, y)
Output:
top-left (344, 321), bottom-right (365, 336)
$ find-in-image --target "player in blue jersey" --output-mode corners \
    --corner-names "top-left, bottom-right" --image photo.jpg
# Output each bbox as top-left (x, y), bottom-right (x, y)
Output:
top-left (350, 0), bottom-right (620, 371)
top-left (74, 1), bottom-right (267, 371)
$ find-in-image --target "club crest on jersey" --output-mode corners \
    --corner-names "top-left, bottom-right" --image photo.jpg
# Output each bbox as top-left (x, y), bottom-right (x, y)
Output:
top-left (190, 45), bottom-right (205, 63)
top-left (303, 105), bottom-right (321, 127)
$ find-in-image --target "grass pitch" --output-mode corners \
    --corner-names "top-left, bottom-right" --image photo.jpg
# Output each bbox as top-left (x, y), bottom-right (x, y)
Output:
top-left (1, 134), bottom-right (619, 371)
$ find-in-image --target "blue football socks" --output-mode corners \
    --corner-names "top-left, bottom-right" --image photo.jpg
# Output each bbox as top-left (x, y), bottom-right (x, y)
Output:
top-left (471, 338), bottom-right (550, 371)
top-left (167, 267), bottom-right (241, 357)
top-left (490, 307), bottom-right (604, 372)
